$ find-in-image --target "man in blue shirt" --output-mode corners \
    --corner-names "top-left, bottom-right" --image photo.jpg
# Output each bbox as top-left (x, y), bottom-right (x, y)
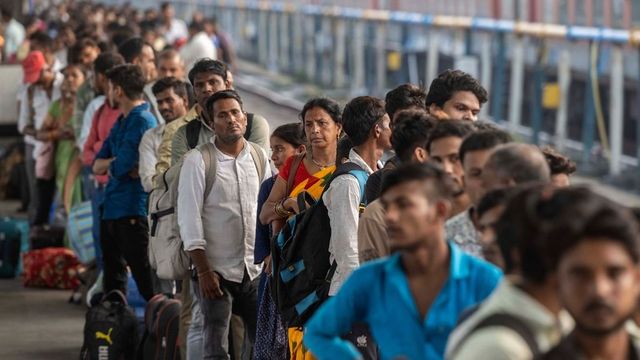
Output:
top-left (304, 163), bottom-right (502, 360)
top-left (93, 64), bottom-right (158, 301)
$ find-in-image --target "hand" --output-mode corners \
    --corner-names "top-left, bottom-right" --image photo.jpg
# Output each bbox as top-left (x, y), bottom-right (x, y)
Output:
top-left (199, 271), bottom-right (224, 299)
top-left (283, 197), bottom-right (300, 214)
top-left (263, 255), bottom-right (272, 276)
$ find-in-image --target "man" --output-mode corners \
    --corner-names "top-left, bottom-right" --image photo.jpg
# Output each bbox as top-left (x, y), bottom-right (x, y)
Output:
top-left (324, 96), bottom-right (392, 296)
top-left (473, 188), bottom-right (513, 269)
top-left (169, 59), bottom-right (270, 167)
top-left (205, 17), bottom-right (237, 73)
top-left (178, 90), bottom-right (269, 359)
top-left (445, 129), bottom-right (513, 257)
top-left (1, 5), bottom-right (25, 62)
top-left (139, 77), bottom-right (188, 193)
top-left (180, 21), bottom-right (217, 72)
top-left (157, 49), bottom-right (186, 80)
top-left (68, 38), bottom-right (101, 69)
top-left (481, 143), bottom-right (551, 192)
top-left (540, 188), bottom-right (640, 359)
top-left (17, 50), bottom-right (63, 225)
top-left (118, 37), bottom-right (161, 123)
top-left (92, 64), bottom-right (158, 301)
top-left (541, 146), bottom-right (577, 187)
top-left (160, 2), bottom-right (188, 47)
top-left (446, 185), bottom-right (572, 359)
top-left (358, 110), bottom-right (435, 263)
top-left (306, 163), bottom-right (502, 359)
top-left (28, 32), bottom-right (63, 72)
top-left (426, 69), bottom-right (488, 121)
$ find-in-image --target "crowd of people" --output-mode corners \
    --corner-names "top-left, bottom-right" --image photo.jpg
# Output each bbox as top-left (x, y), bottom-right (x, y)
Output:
top-left (4, 1), bottom-right (640, 360)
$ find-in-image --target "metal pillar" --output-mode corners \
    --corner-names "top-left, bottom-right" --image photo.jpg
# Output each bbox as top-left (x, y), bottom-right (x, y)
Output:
top-left (305, 15), bottom-right (316, 81)
top-left (334, 18), bottom-right (347, 88)
top-left (375, 22), bottom-right (387, 95)
top-left (279, 12), bottom-right (290, 72)
top-left (508, 36), bottom-right (525, 133)
top-left (555, 49), bottom-right (571, 152)
top-left (609, 46), bottom-right (624, 175)
top-left (352, 20), bottom-right (366, 95)
top-left (426, 30), bottom-right (440, 87)
top-left (491, 32), bottom-right (507, 121)
top-left (480, 33), bottom-right (492, 118)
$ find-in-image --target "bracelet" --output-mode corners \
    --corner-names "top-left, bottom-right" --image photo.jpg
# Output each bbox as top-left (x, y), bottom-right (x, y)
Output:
top-left (197, 269), bottom-right (213, 277)
top-left (274, 199), bottom-right (293, 218)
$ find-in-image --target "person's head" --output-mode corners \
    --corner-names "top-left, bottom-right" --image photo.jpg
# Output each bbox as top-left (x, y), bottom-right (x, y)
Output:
top-left (546, 188), bottom-right (639, 336)
top-left (384, 84), bottom-right (427, 122)
top-left (459, 130), bottom-right (513, 205)
top-left (425, 69), bottom-right (488, 121)
top-left (270, 123), bottom-right (306, 170)
top-left (62, 64), bottom-right (86, 95)
top-left (157, 49), bottom-right (185, 80)
top-left (205, 90), bottom-right (246, 145)
top-left (29, 31), bottom-right (54, 58)
top-left (68, 38), bottom-right (101, 67)
top-left (188, 58), bottom-right (229, 107)
top-left (426, 120), bottom-right (475, 192)
top-left (106, 64), bottom-right (146, 103)
top-left (337, 136), bottom-right (354, 164)
top-left (93, 52), bottom-right (125, 95)
top-left (299, 98), bottom-right (342, 153)
top-left (1, 5), bottom-right (13, 22)
top-left (160, 2), bottom-right (174, 23)
top-left (22, 51), bottom-right (54, 86)
top-left (342, 96), bottom-right (391, 150)
top-left (151, 77), bottom-right (189, 123)
top-left (391, 110), bottom-right (436, 164)
top-left (188, 21), bottom-right (205, 37)
top-left (475, 188), bottom-right (514, 269)
top-left (381, 163), bottom-right (457, 252)
top-left (118, 37), bottom-right (157, 83)
top-left (541, 146), bottom-right (577, 188)
top-left (482, 143), bottom-right (551, 192)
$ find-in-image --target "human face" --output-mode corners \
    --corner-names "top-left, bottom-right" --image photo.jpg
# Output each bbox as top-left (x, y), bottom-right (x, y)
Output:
top-left (430, 91), bottom-right (481, 121)
top-left (211, 98), bottom-right (247, 144)
top-left (476, 205), bottom-right (506, 270)
top-left (36, 66), bottom-right (54, 86)
top-left (134, 45), bottom-right (157, 83)
top-left (375, 114), bottom-right (393, 151)
top-left (381, 181), bottom-right (444, 252)
top-left (270, 136), bottom-right (300, 170)
top-left (79, 46), bottom-right (100, 66)
top-left (193, 72), bottom-right (229, 107)
top-left (430, 136), bottom-right (464, 189)
top-left (303, 107), bottom-right (341, 151)
top-left (551, 174), bottom-right (571, 188)
top-left (463, 149), bottom-right (493, 205)
top-left (162, 5), bottom-right (174, 22)
top-left (158, 55), bottom-right (185, 80)
top-left (63, 66), bottom-right (85, 93)
top-left (155, 88), bottom-right (188, 122)
top-left (558, 239), bottom-right (640, 336)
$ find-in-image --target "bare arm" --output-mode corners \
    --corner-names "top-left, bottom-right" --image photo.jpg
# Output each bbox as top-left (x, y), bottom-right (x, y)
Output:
top-left (93, 158), bottom-right (114, 175)
top-left (259, 175), bottom-right (292, 225)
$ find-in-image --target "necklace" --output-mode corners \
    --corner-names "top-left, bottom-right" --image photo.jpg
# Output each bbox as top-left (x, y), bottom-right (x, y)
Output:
top-left (309, 153), bottom-right (332, 169)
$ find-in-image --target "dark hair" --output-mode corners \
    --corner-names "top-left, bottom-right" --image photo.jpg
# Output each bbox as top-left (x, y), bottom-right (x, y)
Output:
top-left (426, 120), bottom-right (475, 153)
top-left (160, 2), bottom-right (172, 11)
top-left (299, 97), bottom-right (342, 125)
top-left (337, 136), bottom-right (354, 163)
top-left (385, 84), bottom-right (427, 119)
top-left (541, 146), bottom-right (577, 176)
top-left (1, 5), bottom-right (13, 19)
top-left (425, 69), bottom-right (488, 108)
top-left (157, 48), bottom-right (181, 62)
top-left (188, 21), bottom-right (205, 33)
top-left (67, 38), bottom-right (99, 65)
top-left (472, 121), bottom-right (502, 132)
top-left (272, 123), bottom-right (306, 149)
top-left (118, 37), bottom-right (152, 63)
top-left (342, 96), bottom-right (386, 146)
top-left (94, 52), bottom-right (125, 76)
top-left (29, 31), bottom-right (54, 52)
top-left (459, 129), bottom-right (513, 164)
top-left (476, 188), bottom-right (515, 219)
top-left (205, 89), bottom-right (243, 116)
top-left (391, 110), bottom-right (436, 162)
top-left (111, 29), bottom-right (135, 48)
top-left (381, 162), bottom-right (457, 201)
top-left (485, 143), bottom-right (551, 185)
top-left (151, 76), bottom-right (188, 99)
top-left (106, 64), bottom-right (146, 100)
top-left (188, 58), bottom-right (227, 86)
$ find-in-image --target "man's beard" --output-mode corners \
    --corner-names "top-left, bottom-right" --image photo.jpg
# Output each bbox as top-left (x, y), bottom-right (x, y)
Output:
top-left (389, 239), bottom-right (425, 253)
top-left (572, 304), bottom-right (633, 337)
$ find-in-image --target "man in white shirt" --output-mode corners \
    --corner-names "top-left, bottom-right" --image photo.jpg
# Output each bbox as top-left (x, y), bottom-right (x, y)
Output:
top-left (139, 77), bottom-right (188, 192)
top-left (160, 2), bottom-right (188, 47)
top-left (323, 96), bottom-right (392, 295)
top-left (180, 21), bottom-right (217, 73)
top-left (17, 50), bottom-right (63, 225)
top-left (178, 90), bottom-right (269, 359)
top-left (1, 6), bottom-right (25, 62)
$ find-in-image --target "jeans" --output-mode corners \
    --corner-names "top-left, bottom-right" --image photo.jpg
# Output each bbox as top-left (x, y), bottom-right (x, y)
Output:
top-left (91, 185), bottom-right (104, 270)
top-left (187, 282), bottom-right (204, 360)
top-left (24, 143), bottom-right (37, 224)
top-left (100, 216), bottom-right (156, 301)
top-left (33, 177), bottom-right (55, 226)
top-left (192, 270), bottom-right (259, 360)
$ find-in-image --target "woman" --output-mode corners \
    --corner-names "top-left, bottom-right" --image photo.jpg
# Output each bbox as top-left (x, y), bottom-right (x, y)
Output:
top-left (37, 63), bottom-right (86, 211)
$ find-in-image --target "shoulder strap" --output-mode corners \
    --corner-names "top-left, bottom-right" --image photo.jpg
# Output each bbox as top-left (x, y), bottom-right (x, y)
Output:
top-left (248, 142), bottom-right (267, 182)
top-left (197, 142), bottom-right (217, 200)
top-left (244, 113), bottom-right (254, 140)
top-left (324, 162), bottom-right (369, 207)
top-left (186, 120), bottom-right (202, 150)
top-left (286, 153), bottom-right (305, 196)
top-left (457, 313), bottom-right (540, 357)
top-left (27, 85), bottom-right (35, 127)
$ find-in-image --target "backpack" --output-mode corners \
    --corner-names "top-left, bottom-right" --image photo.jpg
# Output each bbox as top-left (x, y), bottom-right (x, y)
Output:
top-left (270, 162), bottom-right (368, 327)
top-left (140, 294), bottom-right (181, 360)
top-left (185, 113), bottom-right (255, 150)
top-left (148, 141), bottom-right (267, 280)
top-left (80, 290), bottom-right (139, 360)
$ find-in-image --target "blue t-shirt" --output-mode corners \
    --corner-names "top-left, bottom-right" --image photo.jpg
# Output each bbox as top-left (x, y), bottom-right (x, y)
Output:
top-left (96, 103), bottom-right (156, 220)
top-left (304, 243), bottom-right (503, 360)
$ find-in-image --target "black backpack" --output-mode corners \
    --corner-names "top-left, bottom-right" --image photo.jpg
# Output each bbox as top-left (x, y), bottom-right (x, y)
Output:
top-left (186, 113), bottom-right (255, 150)
top-left (140, 294), bottom-right (181, 360)
top-left (270, 163), bottom-right (368, 327)
top-left (80, 290), bottom-right (139, 360)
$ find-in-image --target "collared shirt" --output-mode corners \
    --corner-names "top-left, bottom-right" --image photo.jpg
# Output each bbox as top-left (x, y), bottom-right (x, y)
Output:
top-left (4, 18), bottom-right (25, 59)
top-left (138, 124), bottom-right (164, 193)
top-left (77, 95), bottom-right (105, 151)
top-left (82, 101), bottom-right (121, 185)
top-left (446, 278), bottom-right (573, 360)
top-left (17, 73), bottom-right (64, 152)
top-left (304, 243), bottom-right (503, 360)
top-left (445, 209), bottom-right (483, 258)
top-left (154, 106), bottom-right (199, 183)
top-left (96, 103), bottom-right (157, 220)
top-left (323, 148), bottom-right (380, 295)
top-left (180, 31), bottom-right (217, 72)
top-left (177, 137), bottom-right (270, 283)
top-left (162, 18), bottom-right (189, 45)
top-left (357, 199), bottom-right (390, 263)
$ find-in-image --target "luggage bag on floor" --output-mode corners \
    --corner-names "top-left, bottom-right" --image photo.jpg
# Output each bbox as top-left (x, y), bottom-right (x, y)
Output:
top-left (22, 247), bottom-right (82, 289)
